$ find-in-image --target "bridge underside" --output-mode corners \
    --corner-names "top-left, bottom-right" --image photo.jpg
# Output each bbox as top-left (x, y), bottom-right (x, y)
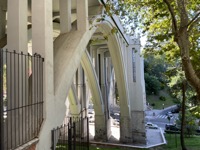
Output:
top-left (0, 0), bottom-right (147, 149)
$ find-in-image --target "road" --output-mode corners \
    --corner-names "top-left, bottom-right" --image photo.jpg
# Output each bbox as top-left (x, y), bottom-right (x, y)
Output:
top-left (146, 105), bottom-right (179, 130)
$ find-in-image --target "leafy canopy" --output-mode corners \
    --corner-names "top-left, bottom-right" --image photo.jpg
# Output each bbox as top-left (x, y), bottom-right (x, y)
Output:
top-left (106, 0), bottom-right (200, 100)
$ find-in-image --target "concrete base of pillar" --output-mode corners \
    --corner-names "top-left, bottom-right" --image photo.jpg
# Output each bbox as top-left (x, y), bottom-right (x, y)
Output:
top-left (94, 115), bottom-right (111, 141)
top-left (82, 117), bottom-right (88, 138)
top-left (120, 116), bottom-right (132, 143)
top-left (131, 110), bottom-right (147, 144)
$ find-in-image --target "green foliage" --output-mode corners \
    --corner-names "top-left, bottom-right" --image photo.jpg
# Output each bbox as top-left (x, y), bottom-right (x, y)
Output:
top-left (167, 65), bottom-right (198, 106)
top-left (144, 55), bottom-right (168, 95)
top-left (189, 105), bottom-right (200, 119)
top-left (144, 55), bottom-right (167, 83)
top-left (147, 93), bottom-right (176, 109)
top-left (106, 0), bottom-right (200, 100)
top-left (176, 109), bottom-right (198, 136)
top-left (159, 96), bottom-right (166, 101)
top-left (163, 134), bottom-right (200, 150)
top-left (144, 73), bottom-right (161, 95)
top-left (3, 64), bottom-right (6, 92)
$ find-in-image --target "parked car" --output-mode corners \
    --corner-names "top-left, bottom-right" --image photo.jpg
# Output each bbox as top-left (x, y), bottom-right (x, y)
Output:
top-left (171, 108), bottom-right (180, 113)
top-left (196, 129), bottom-right (200, 135)
top-left (165, 124), bottom-right (180, 131)
top-left (145, 122), bottom-right (158, 129)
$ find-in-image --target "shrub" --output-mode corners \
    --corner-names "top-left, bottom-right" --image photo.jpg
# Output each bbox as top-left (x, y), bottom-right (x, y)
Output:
top-left (159, 96), bottom-right (166, 101)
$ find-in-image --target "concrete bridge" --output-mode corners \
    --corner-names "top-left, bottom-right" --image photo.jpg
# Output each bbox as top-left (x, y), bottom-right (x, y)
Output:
top-left (0, 0), bottom-right (148, 149)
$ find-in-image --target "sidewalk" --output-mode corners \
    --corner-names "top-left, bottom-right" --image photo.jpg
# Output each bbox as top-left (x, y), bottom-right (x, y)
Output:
top-left (89, 124), bottom-right (166, 149)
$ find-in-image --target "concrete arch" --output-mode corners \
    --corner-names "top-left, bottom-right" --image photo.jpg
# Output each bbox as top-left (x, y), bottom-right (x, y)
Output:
top-left (80, 50), bottom-right (104, 116)
top-left (68, 84), bottom-right (81, 115)
top-left (53, 18), bottom-right (130, 127)
top-left (97, 22), bottom-right (131, 117)
top-left (67, 50), bottom-right (104, 116)
top-left (53, 23), bottom-right (98, 125)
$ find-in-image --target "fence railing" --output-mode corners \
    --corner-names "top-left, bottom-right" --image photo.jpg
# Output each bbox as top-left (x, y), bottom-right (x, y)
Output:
top-left (0, 49), bottom-right (44, 149)
top-left (51, 117), bottom-right (89, 150)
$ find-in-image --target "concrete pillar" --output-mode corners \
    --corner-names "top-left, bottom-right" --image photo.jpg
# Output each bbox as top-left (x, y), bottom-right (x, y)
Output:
top-left (128, 39), bottom-right (146, 144)
top-left (91, 46), bottom-right (99, 79)
top-left (106, 57), bottom-right (115, 108)
top-left (95, 114), bottom-right (111, 141)
top-left (77, 65), bottom-right (88, 137)
top-left (6, 1), bottom-right (28, 148)
top-left (0, 0), bottom-right (6, 40)
top-left (59, 0), bottom-right (71, 33)
top-left (32, 0), bottom-right (54, 149)
top-left (76, 0), bottom-right (88, 31)
top-left (95, 51), bottom-right (111, 140)
top-left (88, 45), bottom-right (112, 141)
top-left (120, 116), bottom-right (132, 143)
top-left (7, 0), bottom-right (27, 52)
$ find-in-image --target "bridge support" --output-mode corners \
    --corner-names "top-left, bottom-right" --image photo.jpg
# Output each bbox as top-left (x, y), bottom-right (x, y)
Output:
top-left (94, 114), bottom-right (111, 141)
top-left (120, 115), bottom-right (132, 143)
top-left (128, 39), bottom-right (147, 144)
top-left (77, 0), bottom-right (88, 31)
top-left (131, 111), bottom-right (146, 143)
top-left (59, 0), bottom-right (71, 33)
top-left (7, 0), bottom-right (27, 52)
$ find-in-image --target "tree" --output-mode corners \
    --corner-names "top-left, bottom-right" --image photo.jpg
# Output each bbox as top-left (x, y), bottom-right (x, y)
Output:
top-left (104, 1), bottom-right (199, 150)
top-left (106, 0), bottom-right (200, 102)
top-left (144, 73), bottom-right (162, 95)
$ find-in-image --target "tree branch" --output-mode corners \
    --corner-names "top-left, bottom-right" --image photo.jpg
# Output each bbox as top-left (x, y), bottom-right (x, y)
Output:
top-left (177, 0), bottom-right (189, 27)
top-left (187, 12), bottom-right (200, 32)
top-left (163, 0), bottom-right (178, 32)
top-left (188, 11), bottom-right (200, 26)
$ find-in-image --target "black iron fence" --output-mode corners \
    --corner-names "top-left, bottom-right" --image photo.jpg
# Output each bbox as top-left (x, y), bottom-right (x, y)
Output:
top-left (0, 49), bottom-right (44, 149)
top-left (51, 117), bottom-right (89, 150)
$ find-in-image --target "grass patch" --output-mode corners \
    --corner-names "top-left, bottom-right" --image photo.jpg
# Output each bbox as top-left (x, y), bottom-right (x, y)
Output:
top-left (147, 88), bottom-right (176, 109)
top-left (162, 134), bottom-right (200, 150)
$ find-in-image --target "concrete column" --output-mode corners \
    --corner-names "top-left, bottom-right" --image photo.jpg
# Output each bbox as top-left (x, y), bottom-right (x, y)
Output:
top-left (76, 0), bottom-right (88, 31)
top-left (120, 116), bottom-right (132, 143)
top-left (32, 0), bottom-right (54, 149)
top-left (77, 65), bottom-right (88, 137)
top-left (59, 0), bottom-right (71, 33)
top-left (95, 114), bottom-right (111, 141)
top-left (131, 110), bottom-right (146, 143)
top-left (128, 39), bottom-right (146, 144)
top-left (91, 46), bottom-right (99, 79)
top-left (7, 0), bottom-right (27, 52)
top-left (0, 0), bottom-right (6, 40)
top-left (96, 51), bottom-right (111, 140)
top-left (99, 52), bottom-right (108, 118)
top-left (6, 1), bottom-right (28, 148)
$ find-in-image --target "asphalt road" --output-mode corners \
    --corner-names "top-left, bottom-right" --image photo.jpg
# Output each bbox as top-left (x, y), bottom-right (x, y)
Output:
top-left (146, 105), bottom-right (179, 130)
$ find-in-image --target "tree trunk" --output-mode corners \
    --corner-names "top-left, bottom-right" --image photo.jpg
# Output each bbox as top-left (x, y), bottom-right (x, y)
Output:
top-left (175, 0), bottom-right (200, 102)
top-left (180, 81), bottom-right (187, 150)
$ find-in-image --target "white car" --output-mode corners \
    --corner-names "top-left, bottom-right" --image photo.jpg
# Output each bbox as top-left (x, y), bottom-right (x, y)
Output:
top-left (166, 111), bottom-right (173, 117)
top-left (145, 122), bottom-right (158, 129)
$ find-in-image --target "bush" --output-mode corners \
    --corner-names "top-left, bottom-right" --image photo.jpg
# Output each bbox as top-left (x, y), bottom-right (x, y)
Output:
top-left (159, 96), bottom-right (166, 101)
top-left (145, 73), bottom-right (162, 95)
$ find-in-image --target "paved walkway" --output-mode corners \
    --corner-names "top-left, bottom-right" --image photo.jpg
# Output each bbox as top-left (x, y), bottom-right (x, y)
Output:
top-left (89, 123), bottom-right (166, 149)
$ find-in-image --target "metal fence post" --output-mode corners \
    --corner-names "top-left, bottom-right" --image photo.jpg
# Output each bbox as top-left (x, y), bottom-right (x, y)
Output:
top-left (87, 117), bottom-right (89, 150)
top-left (0, 49), bottom-right (4, 150)
top-left (73, 122), bottom-right (76, 150)
top-left (68, 119), bottom-right (72, 150)
top-left (51, 129), bottom-right (55, 150)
